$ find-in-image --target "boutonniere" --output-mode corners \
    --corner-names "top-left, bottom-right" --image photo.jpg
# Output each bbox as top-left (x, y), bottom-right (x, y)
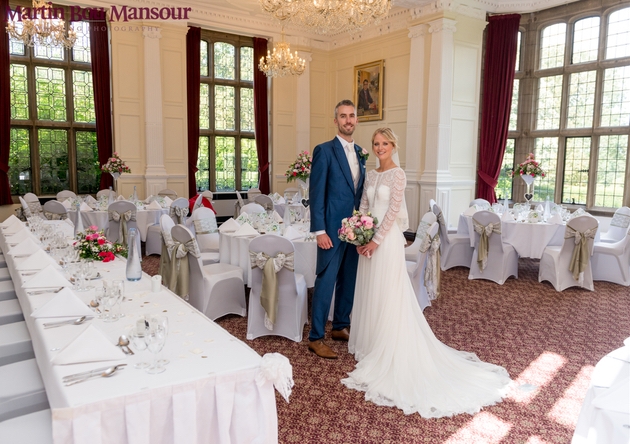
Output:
top-left (357, 147), bottom-right (369, 162)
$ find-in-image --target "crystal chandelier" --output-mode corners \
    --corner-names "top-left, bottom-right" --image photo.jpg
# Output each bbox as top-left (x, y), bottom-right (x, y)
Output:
top-left (260, 0), bottom-right (392, 35)
top-left (6, 0), bottom-right (77, 49)
top-left (258, 32), bottom-right (306, 78)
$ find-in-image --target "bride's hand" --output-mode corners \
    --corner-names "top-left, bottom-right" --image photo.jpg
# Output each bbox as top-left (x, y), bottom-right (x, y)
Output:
top-left (358, 241), bottom-right (378, 257)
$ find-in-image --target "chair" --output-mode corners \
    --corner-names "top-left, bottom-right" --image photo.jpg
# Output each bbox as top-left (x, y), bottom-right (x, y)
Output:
top-left (0, 299), bottom-right (24, 325)
top-left (0, 359), bottom-right (48, 422)
top-left (600, 206), bottom-right (630, 243)
top-left (157, 189), bottom-right (178, 199)
top-left (23, 193), bottom-right (44, 218)
top-left (171, 225), bottom-right (246, 320)
top-left (247, 187), bottom-right (262, 202)
top-left (56, 190), bottom-right (76, 202)
top-left (247, 234), bottom-right (308, 342)
top-left (169, 197), bottom-right (189, 224)
top-left (42, 200), bottom-right (68, 221)
top-left (201, 190), bottom-right (213, 201)
top-left (469, 211), bottom-right (518, 285)
top-left (406, 221), bottom-right (439, 311)
top-left (145, 198), bottom-right (190, 256)
top-left (240, 202), bottom-right (266, 215)
top-left (405, 212), bottom-right (437, 262)
top-left (592, 232), bottom-right (630, 286)
top-left (190, 207), bottom-right (220, 254)
top-left (234, 191), bottom-right (246, 218)
top-left (191, 194), bottom-right (204, 212)
top-left (0, 280), bottom-right (17, 301)
top-left (539, 215), bottom-right (599, 291)
top-left (0, 321), bottom-right (34, 366)
top-left (470, 198), bottom-right (491, 209)
top-left (18, 196), bottom-right (32, 219)
top-left (432, 204), bottom-right (474, 270)
top-left (96, 189), bottom-right (115, 200)
top-left (0, 267), bottom-right (9, 282)
top-left (429, 198), bottom-right (437, 212)
top-left (106, 201), bottom-right (138, 245)
top-left (254, 194), bottom-right (274, 211)
top-left (0, 409), bottom-right (52, 444)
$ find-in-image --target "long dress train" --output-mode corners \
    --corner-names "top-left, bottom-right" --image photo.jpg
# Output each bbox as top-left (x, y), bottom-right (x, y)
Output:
top-left (342, 167), bottom-right (511, 418)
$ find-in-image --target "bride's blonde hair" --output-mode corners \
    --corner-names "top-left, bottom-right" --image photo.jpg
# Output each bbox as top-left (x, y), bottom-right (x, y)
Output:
top-left (371, 128), bottom-right (398, 152)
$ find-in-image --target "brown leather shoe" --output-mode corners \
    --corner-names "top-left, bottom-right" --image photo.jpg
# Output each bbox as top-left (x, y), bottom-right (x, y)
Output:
top-left (308, 340), bottom-right (338, 359)
top-left (331, 328), bottom-right (350, 342)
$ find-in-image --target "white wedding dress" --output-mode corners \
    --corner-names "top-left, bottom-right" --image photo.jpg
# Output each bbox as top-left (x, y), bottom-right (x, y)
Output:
top-left (342, 167), bottom-right (512, 418)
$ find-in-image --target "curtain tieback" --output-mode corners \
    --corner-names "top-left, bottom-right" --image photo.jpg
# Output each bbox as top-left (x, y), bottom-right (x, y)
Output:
top-left (250, 251), bottom-right (295, 330)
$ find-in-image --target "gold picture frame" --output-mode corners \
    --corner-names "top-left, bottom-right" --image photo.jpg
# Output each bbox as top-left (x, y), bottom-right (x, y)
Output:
top-left (354, 60), bottom-right (384, 122)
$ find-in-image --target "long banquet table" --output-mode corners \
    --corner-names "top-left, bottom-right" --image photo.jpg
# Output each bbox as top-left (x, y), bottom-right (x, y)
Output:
top-left (0, 219), bottom-right (281, 444)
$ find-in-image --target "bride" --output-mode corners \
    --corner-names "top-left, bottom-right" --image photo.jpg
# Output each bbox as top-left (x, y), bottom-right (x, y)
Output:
top-left (342, 128), bottom-right (512, 418)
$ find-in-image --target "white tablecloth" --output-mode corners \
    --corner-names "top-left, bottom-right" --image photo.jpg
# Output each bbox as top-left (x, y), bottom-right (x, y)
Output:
top-left (572, 345), bottom-right (630, 444)
top-left (68, 208), bottom-right (168, 241)
top-left (0, 220), bottom-right (280, 444)
top-left (219, 232), bottom-right (317, 288)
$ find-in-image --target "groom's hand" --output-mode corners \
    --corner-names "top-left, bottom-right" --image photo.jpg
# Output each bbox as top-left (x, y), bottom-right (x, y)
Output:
top-left (317, 233), bottom-right (333, 250)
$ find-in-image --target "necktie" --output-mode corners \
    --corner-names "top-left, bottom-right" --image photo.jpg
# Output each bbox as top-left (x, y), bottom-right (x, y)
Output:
top-left (345, 143), bottom-right (359, 190)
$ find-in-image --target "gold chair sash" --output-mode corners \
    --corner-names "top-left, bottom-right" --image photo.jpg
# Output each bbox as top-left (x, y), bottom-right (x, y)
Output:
top-left (419, 233), bottom-right (441, 300)
top-left (249, 251), bottom-right (295, 330)
top-left (168, 238), bottom-right (200, 299)
top-left (564, 225), bottom-right (597, 281)
top-left (108, 210), bottom-right (136, 245)
top-left (472, 219), bottom-right (501, 272)
top-left (170, 206), bottom-right (189, 224)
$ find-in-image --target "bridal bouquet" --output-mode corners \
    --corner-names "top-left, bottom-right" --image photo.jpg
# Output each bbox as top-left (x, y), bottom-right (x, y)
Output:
top-left (101, 152), bottom-right (131, 175)
top-left (285, 151), bottom-right (312, 182)
top-left (338, 210), bottom-right (378, 246)
top-left (511, 152), bottom-right (545, 178)
top-left (74, 226), bottom-right (127, 262)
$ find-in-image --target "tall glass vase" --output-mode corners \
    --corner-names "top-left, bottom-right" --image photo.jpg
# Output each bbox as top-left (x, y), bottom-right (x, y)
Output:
top-left (297, 177), bottom-right (309, 205)
top-left (110, 172), bottom-right (120, 194)
top-left (522, 174), bottom-right (535, 208)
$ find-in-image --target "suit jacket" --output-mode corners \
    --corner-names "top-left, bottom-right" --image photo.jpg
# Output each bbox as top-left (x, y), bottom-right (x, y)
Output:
top-left (358, 89), bottom-right (373, 111)
top-left (310, 137), bottom-right (366, 274)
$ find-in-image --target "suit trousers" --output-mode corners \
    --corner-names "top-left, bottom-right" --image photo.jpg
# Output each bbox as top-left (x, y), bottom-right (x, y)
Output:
top-left (309, 241), bottom-right (359, 341)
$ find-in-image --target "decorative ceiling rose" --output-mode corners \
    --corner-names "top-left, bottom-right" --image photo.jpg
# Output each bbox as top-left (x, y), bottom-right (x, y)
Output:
top-left (6, 0), bottom-right (77, 48)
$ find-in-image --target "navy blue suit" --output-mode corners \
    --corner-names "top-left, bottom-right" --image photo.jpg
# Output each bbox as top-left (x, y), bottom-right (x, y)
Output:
top-left (309, 137), bottom-right (366, 341)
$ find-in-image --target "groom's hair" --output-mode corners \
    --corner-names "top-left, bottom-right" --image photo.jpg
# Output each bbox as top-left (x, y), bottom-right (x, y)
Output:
top-left (334, 100), bottom-right (356, 118)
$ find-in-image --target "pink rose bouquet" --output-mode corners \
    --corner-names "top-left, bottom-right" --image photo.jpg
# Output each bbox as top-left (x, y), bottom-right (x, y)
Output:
top-left (74, 226), bottom-right (127, 261)
top-left (511, 152), bottom-right (545, 178)
top-left (285, 151), bottom-right (312, 182)
top-left (101, 152), bottom-right (131, 175)
top-left (338, 210), bottom-right (378, 246)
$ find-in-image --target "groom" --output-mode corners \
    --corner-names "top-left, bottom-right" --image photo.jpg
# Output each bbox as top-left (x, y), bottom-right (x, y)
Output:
top-left (308, 99), bottom-right (366, 359)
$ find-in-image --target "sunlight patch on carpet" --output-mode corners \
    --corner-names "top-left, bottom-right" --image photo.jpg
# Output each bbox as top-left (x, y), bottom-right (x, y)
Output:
top-left (508, 351), bottom-right (567, 404)
top-left (443, 412), bottom-right (511, 444)
top-left (548, 365), bottom-right (595, 428)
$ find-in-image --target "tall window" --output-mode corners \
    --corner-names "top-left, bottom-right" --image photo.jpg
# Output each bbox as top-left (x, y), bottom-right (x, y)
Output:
top-left (8, 4), bottom-right (99, 196)
top-left (196, 31), bottom-right (257, 192)
top-left (501, 5), bottom-right (630, 209)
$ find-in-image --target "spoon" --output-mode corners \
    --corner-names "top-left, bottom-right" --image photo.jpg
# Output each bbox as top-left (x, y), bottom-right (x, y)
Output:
top-left (64, 366), bottom-right (123, 386)
top-left (117, 335), bottom-right (134, 355)
top-left (43, 315), bottom-right (90, 329)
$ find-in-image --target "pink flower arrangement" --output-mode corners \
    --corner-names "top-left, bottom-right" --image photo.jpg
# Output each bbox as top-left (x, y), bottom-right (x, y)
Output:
top-left (511, 153), bottom-right (546, 178)
top-left (285, 151), bottom-right (312, 182)
top-left (101, 152), bottom-right (131, 175)
top-left (338, 210), bottom-right (378, 246)
top-left (74, 226), bottom-right (127, 261)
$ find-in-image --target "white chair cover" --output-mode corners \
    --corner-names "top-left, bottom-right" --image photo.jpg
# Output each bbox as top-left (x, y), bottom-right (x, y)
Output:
top-left (247, 235), bottom-right (308, 342)
top-left (106, 201), bottom-right (138, 244)
top-left (406, 222), bottom-right (439, 311)
top-left (600, 206), bottom-right (630, 243)
top-left (254, 194), bottom-right (274, 211)
top-left (157, 189), bottom-right (178, 199)
top-left (56, 190), bottom-right (76, 202)
top-left (42, 200), bottom-right (67, 220)
top-left (190, 207), bottom-right (219, 252)
top-left (19, 196), bottom-right (32, 219)
top-left (96, 189), bottom-right (115, 199)
top-left (247, 187), bottom-right (262, 203)
top-left (433, 203), bottom-right (474, 270)
top-left (0, 359), bottom-right (48, 422)
top-left (0, 321), bottom-right (34, 367)
top-left (23, 193), bottom-right (44, 218)
top-left (469, 198), bottom-right (491, 209)
top-left (592, 232), bottom-right (630, 286)
top-left (405, 212), bottom-right (436, 262)
top-left (169, 197), bottom-right (190, 224)
top-left (240, 203), bottom-right (266, 215)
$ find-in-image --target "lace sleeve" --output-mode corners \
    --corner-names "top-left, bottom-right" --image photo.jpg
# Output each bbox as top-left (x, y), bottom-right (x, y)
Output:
top-left (359, 171), bottom-right (370, 215)
top-left (373, 168), bottom-right (406, 245)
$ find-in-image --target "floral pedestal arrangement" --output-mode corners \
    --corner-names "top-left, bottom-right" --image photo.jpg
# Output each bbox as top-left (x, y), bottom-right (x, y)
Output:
top-left (511, 152), bottom-right (546, 209)
top-left (101, 152), bottom-right (131, 194)
top-left (286, 151), bottom-right (312, 207)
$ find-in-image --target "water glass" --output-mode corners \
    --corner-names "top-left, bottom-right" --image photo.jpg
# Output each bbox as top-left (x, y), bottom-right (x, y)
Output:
top-left (145, 320), bottom-right (167, 374)
top-left (129, 318), bottom-right (149, 369)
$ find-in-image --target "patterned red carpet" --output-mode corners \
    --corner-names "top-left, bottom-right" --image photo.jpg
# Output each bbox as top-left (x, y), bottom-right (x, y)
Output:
top-left (142, 255), bottom-right (630, 443)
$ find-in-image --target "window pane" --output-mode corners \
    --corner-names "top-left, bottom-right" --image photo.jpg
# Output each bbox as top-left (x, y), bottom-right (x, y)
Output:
top-left (200, 84), bottom-right (210, 129)
top-left (200, 41), bottom-right (209, 77)
top-left (36, 67), bottom-right (66, 121)
top-left (562, 137), bottom-right (590, 205)
top-left (534, 137), bottom-right (558, 201)
top-left (241, 47), bottom-right (254, 81)
top-left (215, 136), bottom-right (235, 191)
top-left (509, 79), bottom-right (519, 131)
top-left (9, 128), bottom-right (31, 194)
top-left (8, 17), bottom-right (25, 55)
top-left (600, 66), bottom-right (630, 127)
top-left (75, 131), bottom-right (100, 194)
top-left (572, 17), bottom-right (599, 64)
top-left (215, 85), bottom-right (235, 130)
top-left (38, 129), bottom-right (69, 195)
top-left (214, 42), bottom-right (235, 80)
top-left (515, 32), bottom-right (521, 71)
top-left (34, 21), bottom-right (65, 61)
top-left (196, 136), bottom-right (210, 191)
top-left (496, 139), bottom-right (514, 200)
top-left (72, 22), bottom-right (91, 64)
top-left (10, 64), bottom-right (29, 120)
top-left (567, 70), bottom-right (596, 128)
top-left (536, 75), bottom-right (563, 129)
top-left (596, 135), bottom-right (627, 208)
top-left (540, 23), bottom-right (566, 69)
top-left (606, 8), bottom-right (630, 60)
top-left (241, 139), bottom-right (258, 190)
top-left (73, 70), bottom-right (95, 123)
top-left (240, 88), bottom-right (254, 132)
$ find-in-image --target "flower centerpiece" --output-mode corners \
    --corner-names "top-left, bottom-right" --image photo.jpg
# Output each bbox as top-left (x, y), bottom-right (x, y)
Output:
top-left (511, 153), bottom-right (546, 206)
top-left (74, 225), bottom-right (127, 262)
top-left (338, 210), bottom-right (378, 248)
top-left (101, 152), bottom-right (131, 192)
top-left (285, 150), bottom-right (312, 204)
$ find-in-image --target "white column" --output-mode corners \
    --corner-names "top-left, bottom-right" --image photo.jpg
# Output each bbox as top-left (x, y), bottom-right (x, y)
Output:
top-left (295, 51), bottom-right (312, 155)
top-left (142, 27), bottom-right (168, 196)
top-left (420, 18), bottom-right (457, 226)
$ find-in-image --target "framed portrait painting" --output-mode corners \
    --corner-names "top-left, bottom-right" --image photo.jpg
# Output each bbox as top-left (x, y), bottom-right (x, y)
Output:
top-left (354, 60), bottom-right (384, 122)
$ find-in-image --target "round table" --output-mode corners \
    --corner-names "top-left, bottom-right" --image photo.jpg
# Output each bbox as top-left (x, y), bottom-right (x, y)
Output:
top-left (68, 208), bottom-right (168, 241)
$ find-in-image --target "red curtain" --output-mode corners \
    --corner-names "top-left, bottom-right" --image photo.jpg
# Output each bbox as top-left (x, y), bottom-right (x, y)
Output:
top-left (0, 0), bottom-right (12, 204)
top-left (476, 14), bottom-right (520, 203)
top-left (89, 19), bottom-right (114, 190)
top-left (253, 38), bottom-right (270, 194)
top-left (186, 27), bottom-right (201, 197)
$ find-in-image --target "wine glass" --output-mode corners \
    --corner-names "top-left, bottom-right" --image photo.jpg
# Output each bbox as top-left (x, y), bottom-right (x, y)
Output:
top-left (150, 315), bottom-right (169, 366)
top-left (145, 321), bottom-right (167, 374)
top-left (129, 318), bottom-right (149, 369)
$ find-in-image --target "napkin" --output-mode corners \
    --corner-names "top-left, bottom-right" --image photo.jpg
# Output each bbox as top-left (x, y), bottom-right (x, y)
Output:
top-left (51, 324), bottom-right (126, 365)
top-left (80, 202), bottom-right (92, 212)
top-left (16, 249), bottom-right (59, 271)
top-left (535, 204), bottom-right (544, 213)
top-left (233, 222), bottom-right (259, 237)
top-left (22, 264), bottom-right (72, 289)
top-left (283, 226), bottom-right (304, 241)
top-left (117, 195), bottom-right (126, 201)
top-left (7, 238), bottom-right (41, 256)
top-left (144, 195), bottom-right (154, 204)
top-left (61, 199), bottom-right (73, 209)
top-left (6, 228), bottom-right (39, 246)
top-left (147, 200), bottom-right (162, 210)
top-left (591, 379), bottom-right (629, 414)
top-left (501, 211), bottom-right (515, 221)
top-left (164, 196), bottom-right (173, 206)
top-left (31, 288), bottom-right (93, 318)
top-left (463, 206), bottom-right (477, 216)
top-left (84, 195), bottom-right (97, 205)
top-left (219, 218), bottom-right (241, 233)
top-left (1, 215), bottom-right (21, 228)
top-left (3, 222), bottom-right (26, 235)
top-left (548, 213), bottom-right (563, 224)
top-left (272, 211), bottom-right (283, 223)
